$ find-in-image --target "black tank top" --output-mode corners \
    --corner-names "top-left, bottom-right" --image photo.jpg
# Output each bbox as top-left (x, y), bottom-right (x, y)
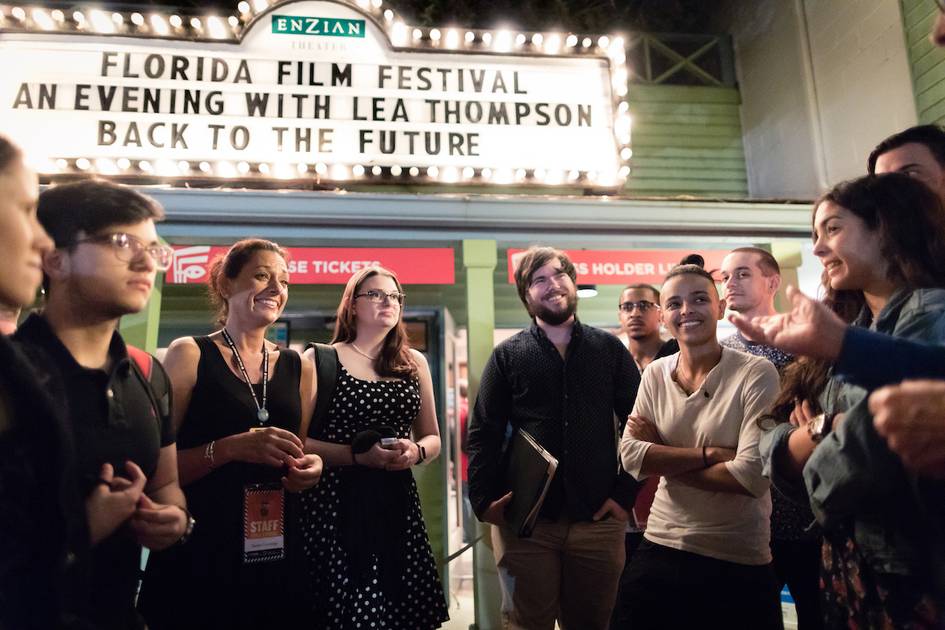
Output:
top-left (141, 336), bottom-right (301, 601)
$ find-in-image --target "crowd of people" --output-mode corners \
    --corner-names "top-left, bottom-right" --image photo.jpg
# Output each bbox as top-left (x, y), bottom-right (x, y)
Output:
top-left (0, 139), bottom-right (447, 629)
top-left (466, 125), bottom-right (945, 630)
top-left (4, 6), bottom-right (945, 630)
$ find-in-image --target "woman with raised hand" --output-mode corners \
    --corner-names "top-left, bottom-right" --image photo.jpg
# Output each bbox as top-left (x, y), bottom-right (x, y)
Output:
top-left (139, 238), bottom-right (322, 628)
top-left (760, 173), bottom-right (945, 628)
top-left (301, 266), bottom-right (449, 629)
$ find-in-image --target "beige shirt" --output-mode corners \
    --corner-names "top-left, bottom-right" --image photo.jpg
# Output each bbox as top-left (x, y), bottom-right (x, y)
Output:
top-left (620, 347), bottom-right (779, 565)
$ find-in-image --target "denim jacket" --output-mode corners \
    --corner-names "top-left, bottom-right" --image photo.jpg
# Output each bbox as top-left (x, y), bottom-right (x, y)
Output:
top-left (761, 288), bottom-right (945, 580)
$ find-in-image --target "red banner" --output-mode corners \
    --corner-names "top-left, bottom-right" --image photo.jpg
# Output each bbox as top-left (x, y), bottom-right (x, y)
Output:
top-left (507, 249), bottom-right (731, 285)
top-left (169, 246), bottom-right (455, 285)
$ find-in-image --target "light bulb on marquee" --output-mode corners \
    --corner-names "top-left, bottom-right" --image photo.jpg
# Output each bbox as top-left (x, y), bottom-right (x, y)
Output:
top-left (150, 14), bottom-right (169, 35)
top-left (31, 9), bottom-right (54, 30)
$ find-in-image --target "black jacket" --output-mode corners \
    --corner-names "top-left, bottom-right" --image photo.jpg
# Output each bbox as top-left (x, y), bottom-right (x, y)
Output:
top-left (467, 320), bottom-right (641, 522)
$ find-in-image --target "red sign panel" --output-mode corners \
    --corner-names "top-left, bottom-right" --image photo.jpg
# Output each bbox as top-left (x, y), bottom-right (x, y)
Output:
top-left (170, 246), bottom-right (455, 285)
top-left (507, 249), bottom-right (731, 285)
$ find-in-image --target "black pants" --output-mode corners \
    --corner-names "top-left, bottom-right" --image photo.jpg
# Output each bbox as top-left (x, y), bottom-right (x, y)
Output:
top-left (610, 532), bottom-right (645, 630)
top-left (771, 538), bottom-right (823, 630)
top-left (612, 539), bottom-right (784, 630)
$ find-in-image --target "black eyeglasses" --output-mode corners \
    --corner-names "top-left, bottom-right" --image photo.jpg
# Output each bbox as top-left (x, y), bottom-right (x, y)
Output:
top-left (619, 300), bottom-right (658, 313)
top-left (70, 232), bottom-right (174, 271)
top-left (354, 290), bottom-right (406, 305)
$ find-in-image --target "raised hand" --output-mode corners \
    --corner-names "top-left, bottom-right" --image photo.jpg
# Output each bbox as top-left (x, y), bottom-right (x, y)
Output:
top-left (728, 285), bottom-right (846, 361)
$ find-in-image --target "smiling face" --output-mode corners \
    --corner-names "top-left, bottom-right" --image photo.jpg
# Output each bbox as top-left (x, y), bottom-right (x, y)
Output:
top-left (812, 200), bottom-right (886, 294)
top-left (46, 219), bottom-right (160, 319)
top-left (524, 260), bottom-right (577, 326)
top-left (0, 157), bottom-right (51, 308)
top-left (223, 249), bottom-right (289, 327)
top-left (660, 273), bottom-right (725, 348)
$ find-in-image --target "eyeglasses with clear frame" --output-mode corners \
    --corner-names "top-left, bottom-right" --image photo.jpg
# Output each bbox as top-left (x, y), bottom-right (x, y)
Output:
top-left (70, 232), bottom-right (175, 272)
top-left (354, 289), bottom-right (406, 305)
top-left (618, 300), bottom-right (658, 313)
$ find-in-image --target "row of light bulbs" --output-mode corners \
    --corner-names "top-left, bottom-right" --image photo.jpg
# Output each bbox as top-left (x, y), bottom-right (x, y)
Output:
top-left (4, 0), bottom-right (632, 183)
top-left (49, 157), bottom-right (631, 186)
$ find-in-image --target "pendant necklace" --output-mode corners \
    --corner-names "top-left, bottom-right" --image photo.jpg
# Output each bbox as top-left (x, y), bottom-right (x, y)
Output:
top-left (350, 342), bottom-right (378, 361)
top-left (221, 328), bottom-right (270, 424)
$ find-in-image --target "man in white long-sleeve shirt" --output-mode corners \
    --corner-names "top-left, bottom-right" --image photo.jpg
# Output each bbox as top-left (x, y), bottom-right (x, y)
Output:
top-left (618, 258), bottom-right (783, 629)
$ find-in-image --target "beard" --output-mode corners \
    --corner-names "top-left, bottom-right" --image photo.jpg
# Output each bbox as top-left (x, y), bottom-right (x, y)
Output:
top-left (530, 291), bottom-right (577, 325)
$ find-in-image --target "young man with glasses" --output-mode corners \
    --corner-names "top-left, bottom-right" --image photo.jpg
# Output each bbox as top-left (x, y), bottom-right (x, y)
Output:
top-left (15, 179), bottom-right (188, 630)
top-left (467, 246), bottom-right (640, 630)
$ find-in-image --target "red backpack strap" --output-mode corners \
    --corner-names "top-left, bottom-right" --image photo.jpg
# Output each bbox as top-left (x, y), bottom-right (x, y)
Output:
top-left (126, 345), bottom-right (152, 380)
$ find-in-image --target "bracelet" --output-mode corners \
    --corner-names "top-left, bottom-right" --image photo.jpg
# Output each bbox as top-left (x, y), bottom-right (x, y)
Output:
top-left (702, 445), bottom-right (709, 468)
top-left (204, 440), bottom-right (216, 469)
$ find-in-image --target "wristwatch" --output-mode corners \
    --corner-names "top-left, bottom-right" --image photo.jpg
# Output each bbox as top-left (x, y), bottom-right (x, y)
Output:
top-left (807, 413), bottom-right (834, 443)
top-left (176, 507), bottom-right (196, 545)
top-left (413, 441), bottom-right (426, 464)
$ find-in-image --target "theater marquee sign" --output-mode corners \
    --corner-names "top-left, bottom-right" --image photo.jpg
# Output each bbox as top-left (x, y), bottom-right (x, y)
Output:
top-left (0, 0), bottom-right (631, 188)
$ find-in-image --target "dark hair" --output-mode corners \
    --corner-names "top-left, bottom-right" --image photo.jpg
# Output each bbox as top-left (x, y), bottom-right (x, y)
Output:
top-left (208, 239), bottom-right (287, 327)
top-left (621, 283), bottom-right (660, 302)
top-left (513, 246), bottom-right (577, 314)
top-left (0, 134), bottom-right (23, 173)
top-left (867, 124), bottom-right (945, 174)
top-left (332, 266), bottom-right (417, 379)
top-left (761, 358), bottom-right (828, 427)
top-left (815, 173), bottom-right (945, 295)
top-left (38, 179), bottom-right (164, 249)
top-left (663, 253), bottom-right (718, 295)
top-left (727, 246), bottom-right (780, 276)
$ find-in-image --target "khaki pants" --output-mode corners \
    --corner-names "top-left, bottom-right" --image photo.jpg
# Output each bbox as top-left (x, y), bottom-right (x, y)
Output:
top-left (492, 516), bottom-right (626, 630)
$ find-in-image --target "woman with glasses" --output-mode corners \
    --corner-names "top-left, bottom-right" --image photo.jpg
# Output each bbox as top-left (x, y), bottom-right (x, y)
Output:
top-left (139, 238), bottom-right (323, 628)
top-left (300, 266), bottom-right (449, 629)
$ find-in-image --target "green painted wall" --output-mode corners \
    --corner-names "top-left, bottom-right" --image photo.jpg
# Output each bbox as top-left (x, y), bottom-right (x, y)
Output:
top-left (902, 0), bottom-right (945, 124)
top-left (623, 84), bottom-right (748, 197)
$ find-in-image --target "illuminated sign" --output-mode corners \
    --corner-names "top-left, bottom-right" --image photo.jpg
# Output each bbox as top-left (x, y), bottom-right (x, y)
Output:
top-left (0, 1), bottom-right (631, 189)
top-left (171, 246), bottom-right (455, 284)
top-left (271, 15), bottom-right (366, 37)
top-left (507, 249), bottom-right (731, 284)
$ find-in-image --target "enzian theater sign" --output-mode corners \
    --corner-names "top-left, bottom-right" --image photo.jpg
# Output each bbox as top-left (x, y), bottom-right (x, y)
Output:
top-left (0, 0), bottom-right (632, 189)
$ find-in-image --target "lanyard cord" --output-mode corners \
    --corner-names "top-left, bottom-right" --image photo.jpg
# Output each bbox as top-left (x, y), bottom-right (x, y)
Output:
top-left (221, 328), bottom-right (269, 424)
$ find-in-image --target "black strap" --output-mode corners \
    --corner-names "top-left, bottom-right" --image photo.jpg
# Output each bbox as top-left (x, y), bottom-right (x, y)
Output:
top-left (306, 342), bottom-right (338, 438)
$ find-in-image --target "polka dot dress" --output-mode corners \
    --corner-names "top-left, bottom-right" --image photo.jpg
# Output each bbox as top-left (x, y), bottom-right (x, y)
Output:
top-left (301, 365), bottom-right (450, 629)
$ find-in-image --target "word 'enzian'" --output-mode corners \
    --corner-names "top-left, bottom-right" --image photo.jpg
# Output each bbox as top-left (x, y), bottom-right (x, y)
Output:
top-left (272, 15), bottom-right (366, 38)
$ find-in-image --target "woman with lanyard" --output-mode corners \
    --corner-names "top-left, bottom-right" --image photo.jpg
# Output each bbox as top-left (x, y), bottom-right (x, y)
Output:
top-left (139, 239), bottom-right (322, 628)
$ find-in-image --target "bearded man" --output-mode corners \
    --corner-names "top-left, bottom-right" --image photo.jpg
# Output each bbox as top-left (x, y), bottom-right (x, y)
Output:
top-left (467, 246), bottom-right (641, 630)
